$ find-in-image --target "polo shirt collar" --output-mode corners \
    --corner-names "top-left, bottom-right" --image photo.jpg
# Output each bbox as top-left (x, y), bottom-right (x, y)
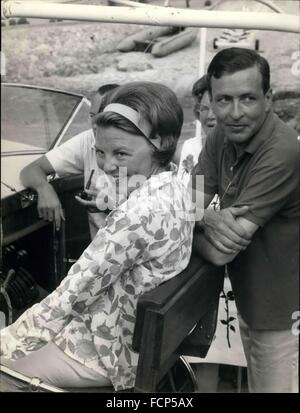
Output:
top-left (244, 110), bottom-right (276, 155)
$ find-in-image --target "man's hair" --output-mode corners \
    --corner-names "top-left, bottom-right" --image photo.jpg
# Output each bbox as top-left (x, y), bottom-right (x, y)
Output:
top-left (95, 84), bottom-right (120, 114)
top-left (94, 81), bottom-right (183, 167)
top-left (207, 47), bottom-right (270, 95)
top-left (97, 83), bottom-right (119, 96)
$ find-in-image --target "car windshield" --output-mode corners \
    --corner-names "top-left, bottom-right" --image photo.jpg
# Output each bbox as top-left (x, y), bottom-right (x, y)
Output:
top-left (1, 85), bottom-right (82, 153)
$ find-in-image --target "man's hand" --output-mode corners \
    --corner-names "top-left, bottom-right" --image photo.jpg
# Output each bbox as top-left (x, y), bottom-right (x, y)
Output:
top-left (36, 183), bottom-right (65, 231)
top-left (200, 206), bottom-right (251, 254)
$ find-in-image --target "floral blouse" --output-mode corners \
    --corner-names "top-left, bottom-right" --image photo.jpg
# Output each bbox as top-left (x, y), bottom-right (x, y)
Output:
top-left (0, 171), bottom-right (195, 391)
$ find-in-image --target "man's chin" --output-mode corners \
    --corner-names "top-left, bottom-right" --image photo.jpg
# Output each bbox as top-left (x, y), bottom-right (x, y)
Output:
top-left (226, 131), bottom-right (252, 144)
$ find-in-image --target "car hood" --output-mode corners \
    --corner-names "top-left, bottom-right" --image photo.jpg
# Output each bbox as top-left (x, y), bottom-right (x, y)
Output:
top-left (1, 139), bottom-right (44, 198)
top-left (1, 139), bottom-right (45, 155)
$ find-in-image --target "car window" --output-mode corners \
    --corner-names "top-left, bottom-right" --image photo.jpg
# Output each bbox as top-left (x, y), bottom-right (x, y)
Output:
top-left (1, 85), bottom-right (82, 153)
top-left (58, 99), bottom-right (91, 146)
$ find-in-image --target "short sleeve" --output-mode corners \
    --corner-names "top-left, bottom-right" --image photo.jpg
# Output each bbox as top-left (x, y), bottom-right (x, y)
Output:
top-left (233, 146), bottom-right (300, 226)
top-left (46, 131), bottom-right (89, 176)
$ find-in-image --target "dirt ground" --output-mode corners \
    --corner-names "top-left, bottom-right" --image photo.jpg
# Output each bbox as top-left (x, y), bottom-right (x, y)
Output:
top-left (2, 0), bottom-right (300, 135)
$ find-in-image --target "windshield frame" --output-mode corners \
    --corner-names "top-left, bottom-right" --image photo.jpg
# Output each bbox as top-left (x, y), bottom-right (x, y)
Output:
top-left (1, 83), bottom-right (86, 155)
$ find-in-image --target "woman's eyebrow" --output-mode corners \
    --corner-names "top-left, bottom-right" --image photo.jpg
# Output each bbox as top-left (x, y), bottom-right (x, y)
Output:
top-left (113, 146), bottom-right (133, 153)
top-left (93, 144), bottom-right (134, 152)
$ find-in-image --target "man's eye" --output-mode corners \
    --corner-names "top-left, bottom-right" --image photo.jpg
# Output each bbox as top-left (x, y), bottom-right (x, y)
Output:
top-left (242, 96), bottom-right (256, 103)
top-left (217, 97), bottom-right (231, 104)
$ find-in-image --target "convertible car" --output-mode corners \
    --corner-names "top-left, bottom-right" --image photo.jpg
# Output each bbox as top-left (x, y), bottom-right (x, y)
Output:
top-left (1, 83), bottom-right (93, 323)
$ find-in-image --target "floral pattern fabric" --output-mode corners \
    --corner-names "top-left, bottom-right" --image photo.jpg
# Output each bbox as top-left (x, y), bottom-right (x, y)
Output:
top-left (0, 171), bottom-right (195, 391)
top-left (177, 136), bottom-right (202, 187)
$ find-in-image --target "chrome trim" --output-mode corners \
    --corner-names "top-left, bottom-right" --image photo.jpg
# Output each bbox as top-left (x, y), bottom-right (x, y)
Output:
top-left (1, 150), bottom-right (46, 157)
top-left (179, 356), bottom-right (199, 392)
top-left (0, 365), bottom-right (68, 393)
top-left (2, 82), bottom-right (84, 99)
top-left (54, 97), bottom-right (91, 147)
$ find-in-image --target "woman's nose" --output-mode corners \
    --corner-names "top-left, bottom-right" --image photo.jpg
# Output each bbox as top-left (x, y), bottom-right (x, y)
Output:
top-left (103, 156), bottom-right (117, 174)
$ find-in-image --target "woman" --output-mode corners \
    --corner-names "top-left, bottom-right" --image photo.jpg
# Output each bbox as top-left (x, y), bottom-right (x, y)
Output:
top-left (0, 82), bottom-right (195, 392)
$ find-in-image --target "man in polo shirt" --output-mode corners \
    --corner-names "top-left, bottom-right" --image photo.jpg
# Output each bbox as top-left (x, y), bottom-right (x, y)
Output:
top-left (191, 47), bottom-right (299, 393)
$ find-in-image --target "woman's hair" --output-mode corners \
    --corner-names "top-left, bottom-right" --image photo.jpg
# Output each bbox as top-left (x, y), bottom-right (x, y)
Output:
top-left (192, 74), bottom-right (209, 103)
top-left (93, 81), bottom-right (183, 167)
top-left (191, 75), bottom-right (209, 119)
top-left (207, 47), bottom-right (270, 95)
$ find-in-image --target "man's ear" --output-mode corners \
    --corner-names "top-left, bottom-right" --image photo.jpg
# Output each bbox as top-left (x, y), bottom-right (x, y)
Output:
top-left (265, 88), bottom-right (273, 113)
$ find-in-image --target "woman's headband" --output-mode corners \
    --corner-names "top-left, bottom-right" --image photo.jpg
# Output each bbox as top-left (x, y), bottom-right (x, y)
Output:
top-left (95, 103), bottom-right (161, 150)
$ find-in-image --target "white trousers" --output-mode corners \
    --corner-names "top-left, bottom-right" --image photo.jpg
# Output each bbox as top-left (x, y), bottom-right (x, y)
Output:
top-left (0, 341), bottom-right (111, 391)
top-left (238, 315), bottom-right (298, 393)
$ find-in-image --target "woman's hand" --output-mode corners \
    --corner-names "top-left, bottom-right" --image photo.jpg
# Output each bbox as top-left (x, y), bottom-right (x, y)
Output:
top-left (36, 183), bottom-right (65, 231)
top-left (75, 188), bottom-right (100, 213)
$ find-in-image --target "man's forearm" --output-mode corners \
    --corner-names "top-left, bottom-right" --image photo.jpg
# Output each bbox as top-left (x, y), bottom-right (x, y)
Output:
top-left (20, 156), bottom-right (65, 230)
top-left (20, 156), bottom-right (56, 191)
top-left (20, 164), bottom-right (49, 190)
top-left (193, 228), bottom-right (237, 266)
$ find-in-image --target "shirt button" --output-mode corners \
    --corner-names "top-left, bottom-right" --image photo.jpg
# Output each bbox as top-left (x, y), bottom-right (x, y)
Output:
top-left (230, 166), bottom-right (234, 171)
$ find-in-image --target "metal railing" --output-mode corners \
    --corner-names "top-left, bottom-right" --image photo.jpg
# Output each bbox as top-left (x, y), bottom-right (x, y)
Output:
top-left (2, 1), bottom-right (299, 33)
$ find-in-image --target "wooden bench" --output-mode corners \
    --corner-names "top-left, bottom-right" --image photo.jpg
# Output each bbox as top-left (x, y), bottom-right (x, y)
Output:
top-left (132, 253), bottom-right (224, 392)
